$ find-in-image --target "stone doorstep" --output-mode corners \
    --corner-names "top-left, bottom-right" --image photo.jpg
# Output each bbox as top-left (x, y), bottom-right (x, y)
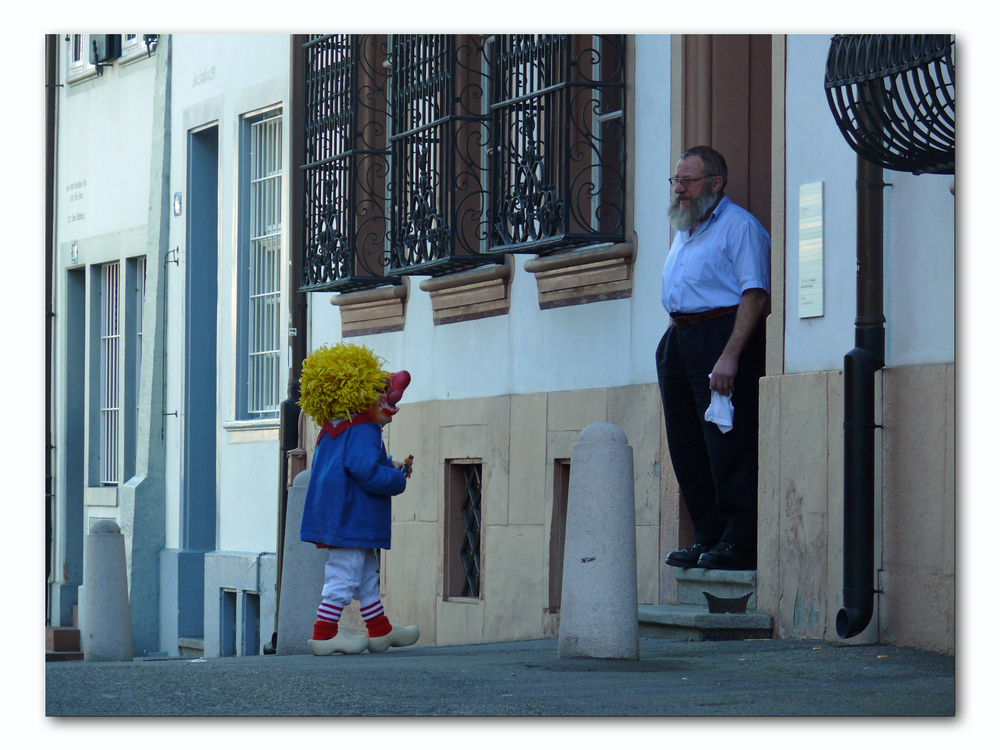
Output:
top-left (46, 626), bottom-right (81, 652)
top-left (178, 638), bottom-right (205, 657)
top-left (638, 604), bottom-right (774, 642)
top-left (45, 649), bottom-right (84, 662)
top-left (46, 626), bottom-right (83, 661)
top-left (673, 568), bottom-right (759, 610)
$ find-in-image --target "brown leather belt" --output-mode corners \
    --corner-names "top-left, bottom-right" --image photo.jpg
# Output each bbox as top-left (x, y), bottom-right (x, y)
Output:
top-left (670, 305), bottom-right (739, 329)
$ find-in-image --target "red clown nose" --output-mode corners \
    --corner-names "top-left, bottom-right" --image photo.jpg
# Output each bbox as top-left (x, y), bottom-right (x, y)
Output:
top-left (379, 370), bottom-right (411, 415)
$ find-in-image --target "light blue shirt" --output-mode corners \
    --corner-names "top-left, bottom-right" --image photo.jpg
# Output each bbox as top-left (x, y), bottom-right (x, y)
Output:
top-left (661, 194), bottom-right (771, 314)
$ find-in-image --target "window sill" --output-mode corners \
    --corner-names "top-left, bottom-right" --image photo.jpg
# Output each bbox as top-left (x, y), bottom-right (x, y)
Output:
top-left (67, 67), bottom-right (100, 86)
top-left (224, 419), bottom-right (280, 443)
top-left (85, 486), bottom-right (118, 507)
top-left (522, 239), bottom-right (636, 309)
top-left (331, 278), bottom-right (410, 337)
top-left (119, 48), bottom-right (154, 68)
top-left (418, 257), bottom-right (513, 326)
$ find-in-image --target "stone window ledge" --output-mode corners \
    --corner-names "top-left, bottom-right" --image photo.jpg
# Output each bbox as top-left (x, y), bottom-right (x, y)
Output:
top-left (522, 239), bottom-right (636, 309)
top-left (418, 257), bottom-right (514, 326)
top-left (223, 419), bottom-right (279, 443)
top-left (331, 278), bottom-right (410, 337)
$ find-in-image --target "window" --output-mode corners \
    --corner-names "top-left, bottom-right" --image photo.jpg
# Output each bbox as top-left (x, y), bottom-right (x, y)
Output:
top-left (237, 109), bottom-right (283, 420)
top-left (121, 34), bottom-right (141, 58)
top-left (300, 34), bottom-right (627, 293)
top-left (491, 35), bottom-right (626, 253)
top-left (66, 33), bottom-right (155, 82)
top-left (67, 34), bottom-right (95, 80)
top-left (99, 262), bottom-right (121, 485)
top-left (132, 257), bottom-right (146, 464)
top-left (445, 460), bottom-right (483, 599)
top-left (89, 258), bottom-right (145, 491)
top-left (549, 459), bottom-right (571, 612)
top-left (388, 34), bottom-right (493, 276)
top-left (300, 34), bottom-right (393, 293)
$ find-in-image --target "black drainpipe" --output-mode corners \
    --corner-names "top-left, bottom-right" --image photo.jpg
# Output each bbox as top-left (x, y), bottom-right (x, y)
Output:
top-left (837, 155), bottom-right (886, 639)
top-left (270, 34), bottom-right (309, 652)
top-left (45, 34), bottom-right (59, 625)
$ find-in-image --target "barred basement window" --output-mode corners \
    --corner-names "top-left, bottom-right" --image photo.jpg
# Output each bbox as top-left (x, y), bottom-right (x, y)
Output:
top-left (445, 460), bottom-right (483, 599)
top-left (99, 262), bottom-right (121, 485)
top-left (549, 459), bottom-right (571, 612)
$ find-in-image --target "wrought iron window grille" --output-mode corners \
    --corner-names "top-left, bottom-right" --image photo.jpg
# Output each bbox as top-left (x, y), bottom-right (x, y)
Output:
top-left (825, 35), bottom-right (954, 175)
top-left (489, 34), bottom-right (627, 255)
top-left (300, 35), bottom-right (397, 293)
top-left (300, 34), bottom-right (628, 293)
top-left (458, 463), bottom-right (482, 598)
top-left (386, 34), bottom-right (502, 279)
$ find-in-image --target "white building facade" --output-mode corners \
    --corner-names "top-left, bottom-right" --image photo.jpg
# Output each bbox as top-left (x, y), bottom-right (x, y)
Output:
top-left (46, 33), bottom-right (955, 659)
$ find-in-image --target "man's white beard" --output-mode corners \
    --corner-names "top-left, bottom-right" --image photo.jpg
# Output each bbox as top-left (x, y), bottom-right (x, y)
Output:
top-left (668, 187), bottom-right (719, 231)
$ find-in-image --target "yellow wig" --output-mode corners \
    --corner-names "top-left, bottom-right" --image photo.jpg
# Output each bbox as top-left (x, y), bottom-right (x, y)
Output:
top-left (298, 343), bottom-right (390, 424)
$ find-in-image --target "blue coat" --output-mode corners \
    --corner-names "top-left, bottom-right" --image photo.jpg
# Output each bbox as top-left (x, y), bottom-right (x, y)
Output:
top-left (300, 421), bottom-right (406, 549)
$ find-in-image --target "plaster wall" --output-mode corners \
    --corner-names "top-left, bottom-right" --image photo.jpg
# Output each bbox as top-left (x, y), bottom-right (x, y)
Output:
top-left (349, 384), bottom-right (666, 647)
top-left (50, 37), bottom-right (165, 647)
top-left (763, 35), bottom-right (956, 653)
top-left (308, 35), bottom-right (674, 402)
top-left (757, 364), bottom-right (955, 653)
top-left (163, 34), bottom-right (290, 553)
top-left (783, 35), bottom-right (955, 374)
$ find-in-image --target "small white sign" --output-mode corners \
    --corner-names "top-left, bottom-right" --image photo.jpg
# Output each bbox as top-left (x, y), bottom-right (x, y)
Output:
top-left (798, 182), bottom-right (824, 319)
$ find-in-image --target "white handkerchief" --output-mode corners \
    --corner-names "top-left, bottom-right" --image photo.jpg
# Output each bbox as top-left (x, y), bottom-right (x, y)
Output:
top-left (705, 375), bottom-right (734, 433)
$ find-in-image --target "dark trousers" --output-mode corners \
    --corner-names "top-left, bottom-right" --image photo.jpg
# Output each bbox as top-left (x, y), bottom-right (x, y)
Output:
top-left (655, 313), bottom-right (765, 548)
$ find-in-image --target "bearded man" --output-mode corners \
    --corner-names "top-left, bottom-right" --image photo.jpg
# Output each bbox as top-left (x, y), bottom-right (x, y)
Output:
top-left (656, 146), bottom-right (770, 571)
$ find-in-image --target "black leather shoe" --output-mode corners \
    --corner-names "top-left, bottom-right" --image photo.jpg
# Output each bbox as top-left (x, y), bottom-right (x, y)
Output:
top-left (665, 542), bottom-right (717, 568)
top-left (697, 541), bottom-right (756, 570)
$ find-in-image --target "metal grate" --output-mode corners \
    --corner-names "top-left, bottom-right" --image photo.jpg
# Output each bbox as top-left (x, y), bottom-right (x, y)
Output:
top-left (825, 35), bottom-right (955, 175)
top-left (300, 34), bottom-right (627, 291)
top-left (387, 34), bottom-right (498, 277)
top-left (135, 256), bottom-right (146, 441)
top-left (100, 262), bottom-right (120, 485)
top-left (490, 34), bottom-right (626, 254)
top-left (458, 463), bottom-right (482, 598)
top-left (247, 112), bottom-right (282, 418)
top-left (300, 35), bottom-right (394, 292)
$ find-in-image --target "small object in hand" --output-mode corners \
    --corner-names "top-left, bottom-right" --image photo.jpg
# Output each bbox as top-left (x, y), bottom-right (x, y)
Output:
top-left (403, 455), bottom-right (414, 478)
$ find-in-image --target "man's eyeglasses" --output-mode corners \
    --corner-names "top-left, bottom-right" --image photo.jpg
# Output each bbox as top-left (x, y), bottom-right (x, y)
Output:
top-left (669, 174), bottom-right (718, 188)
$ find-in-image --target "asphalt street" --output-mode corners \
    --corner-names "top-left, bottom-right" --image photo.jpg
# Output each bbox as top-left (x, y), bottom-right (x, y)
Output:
top-left (45, 635), bottom-right (954, 718)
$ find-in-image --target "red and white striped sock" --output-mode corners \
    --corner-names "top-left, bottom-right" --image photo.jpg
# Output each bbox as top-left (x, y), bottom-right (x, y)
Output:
top-left (360, 599), bottom-right (391, 637)
top-left (312, 600), bottom-right (343, 640)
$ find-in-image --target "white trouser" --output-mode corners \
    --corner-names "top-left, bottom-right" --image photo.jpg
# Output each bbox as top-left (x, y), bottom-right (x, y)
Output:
top-left (321, 547), bottom-right (381, 609)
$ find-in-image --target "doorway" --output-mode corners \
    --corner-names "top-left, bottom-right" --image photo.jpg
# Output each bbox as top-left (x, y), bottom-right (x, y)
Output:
top-left (178, 124), bottom-right (219, 639)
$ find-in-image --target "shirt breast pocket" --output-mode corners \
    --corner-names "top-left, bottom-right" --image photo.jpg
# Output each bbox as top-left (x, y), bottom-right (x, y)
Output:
top-left (687, 242), bottom-right (732, 286)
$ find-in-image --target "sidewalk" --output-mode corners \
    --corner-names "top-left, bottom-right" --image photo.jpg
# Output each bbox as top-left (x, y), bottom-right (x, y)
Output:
top-left (45, 635), bottom-right (954, 717)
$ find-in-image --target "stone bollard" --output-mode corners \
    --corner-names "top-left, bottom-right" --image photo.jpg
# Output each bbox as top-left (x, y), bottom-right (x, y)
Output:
top-left (276, 470), bottom-right (331, 655)
top-left (81, 520), bottom-right (133, 661)
top-left (558, 423), bottom-right (639, 660)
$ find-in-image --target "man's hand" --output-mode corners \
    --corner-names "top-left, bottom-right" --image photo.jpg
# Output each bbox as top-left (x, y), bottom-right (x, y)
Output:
top-left (710, 353), bottom-right (739, 397)
top-left (710, 288), bottom-right (768, 397)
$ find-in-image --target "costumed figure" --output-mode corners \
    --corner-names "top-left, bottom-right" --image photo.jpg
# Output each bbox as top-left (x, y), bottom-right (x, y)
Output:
top-left (298, 343), bottom-right (419, 656)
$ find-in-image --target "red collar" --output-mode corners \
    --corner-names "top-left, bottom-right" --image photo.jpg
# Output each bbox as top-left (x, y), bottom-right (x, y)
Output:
top-left (317, 413), bottom-right (373, 447)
